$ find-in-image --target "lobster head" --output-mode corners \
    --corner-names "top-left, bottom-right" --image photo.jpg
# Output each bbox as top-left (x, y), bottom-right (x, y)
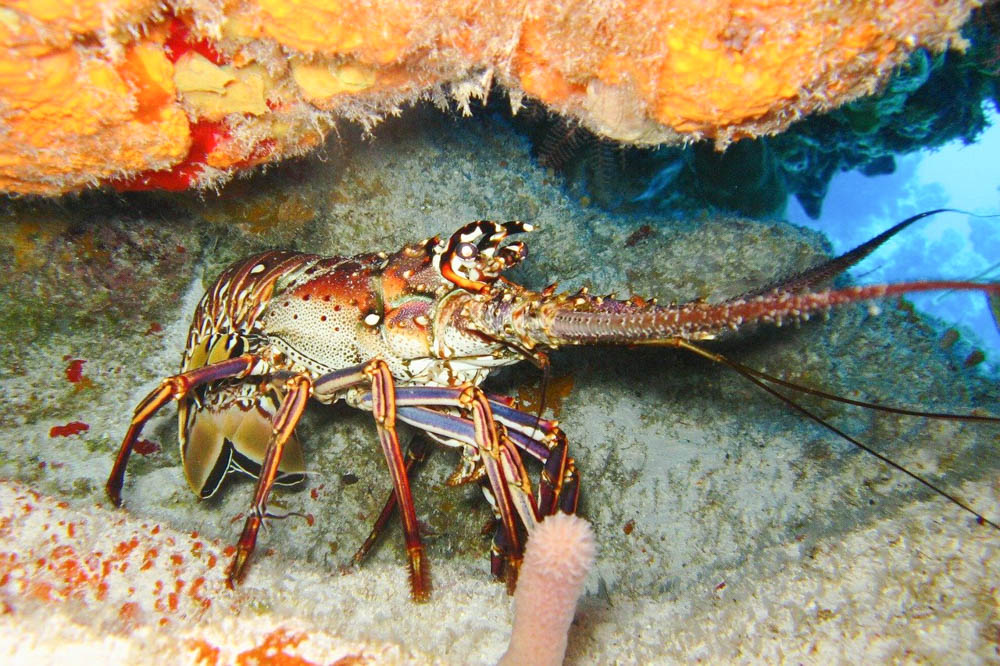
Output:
top-left (432, 220), bottom-right (533, 293)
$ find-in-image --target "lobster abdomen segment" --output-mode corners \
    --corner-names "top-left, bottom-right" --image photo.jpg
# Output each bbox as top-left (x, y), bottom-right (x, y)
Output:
top-left (182, 251), bottom-right (321, 373)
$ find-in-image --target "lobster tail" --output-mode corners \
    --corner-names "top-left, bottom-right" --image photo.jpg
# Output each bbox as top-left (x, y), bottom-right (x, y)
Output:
top-left (469, 281), bottom-right (998, 350)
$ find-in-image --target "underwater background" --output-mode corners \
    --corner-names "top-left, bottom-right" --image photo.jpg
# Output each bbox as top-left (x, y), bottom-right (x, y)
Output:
top-left (787, 112), bottom-right (1000, 364)
top-left (1, 7), bottom-right (999, 665)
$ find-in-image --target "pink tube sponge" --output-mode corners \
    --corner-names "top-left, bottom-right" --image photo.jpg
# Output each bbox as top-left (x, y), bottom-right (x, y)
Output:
top-left (499, 513), bottom-right (596, 666)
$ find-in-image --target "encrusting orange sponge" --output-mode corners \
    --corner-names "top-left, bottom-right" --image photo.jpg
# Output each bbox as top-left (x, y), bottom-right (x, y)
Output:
top-left (0, 0), bottom-right (978, 195)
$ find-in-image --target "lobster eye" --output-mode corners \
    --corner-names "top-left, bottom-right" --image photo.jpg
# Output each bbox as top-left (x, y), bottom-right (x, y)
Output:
top-left (435, 220), bottom-right (534, 292)
top-left (455, 242), bottom-right (478, 260)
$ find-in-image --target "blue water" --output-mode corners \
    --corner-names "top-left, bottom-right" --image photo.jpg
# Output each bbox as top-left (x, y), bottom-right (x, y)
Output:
top-left (786, 108), bottom-right (1000, 368)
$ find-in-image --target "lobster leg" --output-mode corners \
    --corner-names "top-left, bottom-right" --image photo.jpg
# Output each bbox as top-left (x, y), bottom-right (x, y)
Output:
top-left (387, 394), bottom-right (579, 523)
top-left (398, 400), bottom-right (578, 586)
top-left (462, 387), bottom-right (527, 592)
top-left (349, 430), bottom-right (538, 576)
top-left (106, 353), bottom-right (261, 507)
top-left (360, 387), bottom-right (558, 463)
top-left (227, 372), bottom-right (313, 587)
top-left (365, 360), bottom-right (432, 602)
top-left (312, 363), bottom-right (370, 401)
top-left (389, 405), bottom-right (542, 530)
top-left (350, 386), bottom-right (581, 591)
top-left (387, 387), bottom-right (578, 518)
top-left (538, 433), bottom-right (580, 517)
top-left (351, 399), bottom-right (538, 586)
top-left (350, 437), bottom-right (432, 568)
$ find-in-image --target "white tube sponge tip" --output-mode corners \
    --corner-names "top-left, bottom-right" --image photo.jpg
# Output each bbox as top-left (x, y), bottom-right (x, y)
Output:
top-left (499, 513), bottom-right (596, 666)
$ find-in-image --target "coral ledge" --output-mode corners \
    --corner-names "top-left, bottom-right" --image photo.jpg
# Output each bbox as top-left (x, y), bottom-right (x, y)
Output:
top-left (0, 0), bottom-right (979, 195)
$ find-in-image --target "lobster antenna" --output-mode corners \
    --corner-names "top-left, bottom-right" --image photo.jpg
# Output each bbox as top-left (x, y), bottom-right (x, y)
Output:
top-left (526, 353), bottom-right (553, 442)
top-left (742, 208), bottom-right (1000, 298)
top-left (537, 356), bottom-right (552, 419)
top-left (724, 359), bottom-right (1000, 423)
top-left (674, 339), bottom-right (1000, 531)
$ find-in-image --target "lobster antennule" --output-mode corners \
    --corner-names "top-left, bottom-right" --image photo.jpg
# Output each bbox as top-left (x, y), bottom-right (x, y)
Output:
top-left (472, 281), bottom-right (998, 349)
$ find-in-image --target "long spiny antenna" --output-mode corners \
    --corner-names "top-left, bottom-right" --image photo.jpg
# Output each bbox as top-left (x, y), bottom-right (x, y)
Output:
top-left (741, 208), bottom-right (989, 298)
top-left (724, 358), bottom-right (1000, 423)
top-left (674, 339), bottom-right (1000, 531)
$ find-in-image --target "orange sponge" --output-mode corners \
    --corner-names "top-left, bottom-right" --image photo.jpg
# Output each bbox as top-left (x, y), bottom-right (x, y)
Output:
top-left (0, 0), bottom-right (978, 195)
top-left (513, 1), bottom-right (975, 144)
top-left (0, 38), bottom-right (190, 193)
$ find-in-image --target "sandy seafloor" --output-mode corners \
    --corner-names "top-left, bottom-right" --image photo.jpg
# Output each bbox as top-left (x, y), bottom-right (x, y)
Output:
top-left (0, 106), bottom-right (998, 664)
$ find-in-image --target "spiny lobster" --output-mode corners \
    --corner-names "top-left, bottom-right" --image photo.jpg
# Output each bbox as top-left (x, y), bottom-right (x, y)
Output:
top-left (106, 210), bottom-right (1000, 601)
